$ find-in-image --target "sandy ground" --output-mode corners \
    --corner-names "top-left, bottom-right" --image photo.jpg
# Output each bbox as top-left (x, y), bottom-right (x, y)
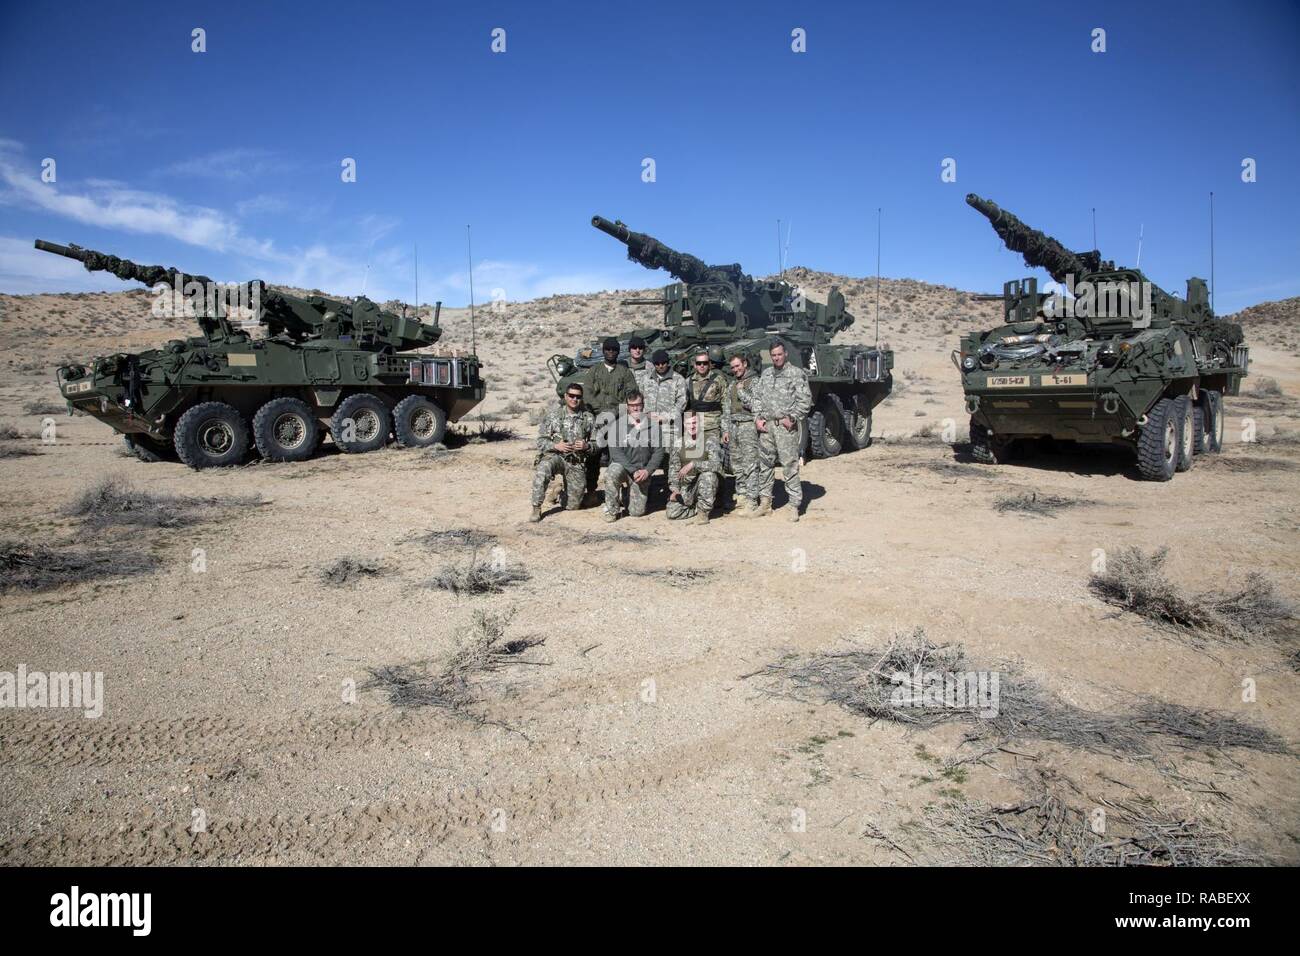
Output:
top-left (0, 278), bottom-right (1297, 865)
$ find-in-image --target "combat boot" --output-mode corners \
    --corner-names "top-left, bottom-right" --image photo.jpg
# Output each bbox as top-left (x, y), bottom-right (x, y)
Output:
top-left (733, 499), bottom-right (752, 517)
top-left (752, 498), bottom-right (772, 517)
top-left (602, 510), bottom-right (618, 523)
top-left (529, 506), bottom-right (542, 523)
top-left (688, 511), bottom-right (710, 525)
top-left (787, 508), bottom-right (801, 523)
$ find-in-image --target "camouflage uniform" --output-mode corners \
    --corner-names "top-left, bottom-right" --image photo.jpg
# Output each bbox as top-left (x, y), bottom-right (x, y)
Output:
top-left (685, 370), bottom-right (732, 440)
top-left (639, 367), bottom-right (687, 449)
top-left (667, 430), bottom-right (723, 520)
top-left (728, 370), bottom-right (761, 505)
top-left (756, 362), bottom-right (813, 509)
top-left (531, 403), bottom-right (595, 509)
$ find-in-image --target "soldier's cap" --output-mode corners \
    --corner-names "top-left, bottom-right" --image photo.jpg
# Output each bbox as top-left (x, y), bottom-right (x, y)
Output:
top-left (651, 349), bottom-right (670, 364)
top-left (629, 336), bottom-right (646, 349)
top-left (602, 336), bottom-right (620, 352)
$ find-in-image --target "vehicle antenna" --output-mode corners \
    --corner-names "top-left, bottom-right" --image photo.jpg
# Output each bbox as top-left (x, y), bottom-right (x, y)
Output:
top-left (467, 225), bottom-right (477, 356)
top-left (874, 207), bottom-right (882, 347)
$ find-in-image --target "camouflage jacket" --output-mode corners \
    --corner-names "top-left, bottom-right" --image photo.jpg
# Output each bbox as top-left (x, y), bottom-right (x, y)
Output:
top-left (583, 362), bottom-right (638, 415)
top-left (727, 369), bottom-right (759, 423)
top-left (669, 430), bottom-right (723, 481)
top-left (535, 403), bottom-right (595, 463)
top-left (685, 370), bottom-right (732, 435)
top-left (637, 368), bottom-right (687, 422)
top-left (755, 363), bottom-right (813, 422)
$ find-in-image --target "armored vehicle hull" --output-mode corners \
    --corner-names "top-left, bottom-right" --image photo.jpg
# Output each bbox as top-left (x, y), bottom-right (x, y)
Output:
top-left (40, 240), bottom-right (485, 468)
top-left (956, 197), bottom-right (1248, 480)
top-left (548, 216), bottom-right (893, 458)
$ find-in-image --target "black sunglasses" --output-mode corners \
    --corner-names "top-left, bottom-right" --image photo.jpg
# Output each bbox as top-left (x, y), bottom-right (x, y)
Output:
top-left (565, 392), bottom-right (582, 399)
top-left (694, 360), bottom-right (710, 365)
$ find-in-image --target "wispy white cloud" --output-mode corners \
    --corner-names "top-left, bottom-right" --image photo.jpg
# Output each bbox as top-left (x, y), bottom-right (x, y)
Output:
top-left (0, 145), bottom-right (276, 258)
top-left (0, 235), bottom-right (121, 294)
top-left (434, 259), bottom-right (650, 303)
top-left (156, 148), bottom-right (285, 182)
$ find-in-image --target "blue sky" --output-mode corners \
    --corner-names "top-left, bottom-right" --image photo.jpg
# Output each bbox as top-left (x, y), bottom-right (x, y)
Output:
top-left (0, 0), bottom-right (1296, 313)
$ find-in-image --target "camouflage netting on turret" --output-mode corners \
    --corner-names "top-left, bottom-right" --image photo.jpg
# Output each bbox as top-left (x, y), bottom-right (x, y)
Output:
top-left (966, 194), bottom-right (1108, 283)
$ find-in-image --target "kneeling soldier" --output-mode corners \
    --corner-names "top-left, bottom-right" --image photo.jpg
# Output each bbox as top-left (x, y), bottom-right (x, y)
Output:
top-left (597, 391), bottom-right (664, 522)
top-left (667, 412), bottom-right (722, 525)
top-left (530, 383), bottom-right (595, 522)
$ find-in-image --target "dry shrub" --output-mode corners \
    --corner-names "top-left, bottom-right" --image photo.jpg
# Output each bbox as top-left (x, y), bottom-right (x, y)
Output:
top-left (427, 549), bottom-right (528, 596)
top-left (321, 557), bottom-right (383, 586)
top-left (1090, 546), bottom-right (1294, 643)
top-left (66, 478), bottom-right (263, 529)
top-left (993, 492), bottom-right (1088, 518)
top-left (0, 540), bottom-right (160, 592)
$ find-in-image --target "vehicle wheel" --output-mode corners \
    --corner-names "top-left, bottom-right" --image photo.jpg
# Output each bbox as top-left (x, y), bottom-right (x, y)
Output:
top-left (807, 399), bottom-right (845, 458)
top-left (1136, 396), bottom-right (1178, 481)
top-left (1175, 395), bottom-right (1194, 472)
top-left (392, 395), bottom-right (447, 448)
top-left (831, 393), bottom-right (872, 450)
top-left (123, 434), bottom-right (175, 463)
top-left (173, 402), bottom-right (249, 469)
top-left (1204, 390), bottom-right (1224, 453)
top-left (970, 418), bottom-right (1014, 464)
top-left (330, 393), bottom-right (391, 454)
top-left (1192, 400), bottom-right (1207, 455)
top-left (253, 397), bottom-right (320, 462)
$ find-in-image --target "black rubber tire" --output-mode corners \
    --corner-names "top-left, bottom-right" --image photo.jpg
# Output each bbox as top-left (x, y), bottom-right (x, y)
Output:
top-left (1205, 390), bottom-right (1224, 453)
top-left (1192, 400), bottom-right (1207, 455)
top-left (1175, 395), bottom-right (1194, 472)
top-left (1136, 396), bottom-right (1178, 481)
top-left (392, 395), bottom-right (447, 448)
top-left (123, 434), bottom-right (174, 463)
top-left (970, 417), bottom-right (1016, 464)
top-left (807, 399), bottom-right (845, 459)
top-left (173, 402), bottom-right (249, 469)
top-left (830, 392), bottom-right (872, 450)
top-left (253, 397), bottom-right (320, 462)
top-left (330, 393), bottom-right (391, 454)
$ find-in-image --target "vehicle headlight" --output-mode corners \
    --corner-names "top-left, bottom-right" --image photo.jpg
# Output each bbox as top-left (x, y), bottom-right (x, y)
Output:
top-left (961, 355), bottom-right (977, 371)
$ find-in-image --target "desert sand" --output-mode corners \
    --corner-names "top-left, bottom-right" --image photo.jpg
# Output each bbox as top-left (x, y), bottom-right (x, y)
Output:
top-left (1, 274), bottom-right (1296, 865)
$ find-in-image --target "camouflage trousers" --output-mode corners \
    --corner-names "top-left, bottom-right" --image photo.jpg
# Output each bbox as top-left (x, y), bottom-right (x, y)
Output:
top-left (758, 421), bottom-right (803, 507)
top-left (666, 469), bottom-right (719, 520)
top-left (730, 420), bottom-right (761, 504)
top-left (532, 453), bottom-right (586, 509)
top-left (603, 462), bottom-right (650, 517)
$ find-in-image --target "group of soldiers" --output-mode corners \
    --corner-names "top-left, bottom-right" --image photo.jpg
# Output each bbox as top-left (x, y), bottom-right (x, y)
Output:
top-left (529, 336), bottom-right (813, 524)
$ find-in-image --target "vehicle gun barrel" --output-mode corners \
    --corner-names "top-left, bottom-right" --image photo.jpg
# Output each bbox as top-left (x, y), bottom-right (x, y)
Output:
top-left (590, 214), bottom-right (718, 285)
top-left (35, 238), bottom-right (226, 289)
top-left (965, 194), bottom-right (1103, 283)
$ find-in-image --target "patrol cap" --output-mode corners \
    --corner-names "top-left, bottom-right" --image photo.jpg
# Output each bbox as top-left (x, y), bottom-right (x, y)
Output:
top-left (629, 336), bottom-right (646, 349)
top-left (651, 349), bottom-right (670, 364)
top-left (602, 336), bottom-right (620, 352)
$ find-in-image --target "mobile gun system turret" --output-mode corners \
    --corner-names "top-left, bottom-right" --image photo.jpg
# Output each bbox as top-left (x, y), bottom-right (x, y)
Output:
top-left (40, 240), bottom-right (485, 468)
top-left (549, 217), bottom-right (893, 458)
top-left (953, 196), bottom-right (1248, 480)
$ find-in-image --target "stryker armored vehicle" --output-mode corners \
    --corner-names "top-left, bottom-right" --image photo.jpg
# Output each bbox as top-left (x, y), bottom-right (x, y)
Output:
top-left (39, 240), bottom-right (485, 468)
top-left (955, 196), bottom-right (1249, 480)
top-left (547, 216), bottom-right (893, 457)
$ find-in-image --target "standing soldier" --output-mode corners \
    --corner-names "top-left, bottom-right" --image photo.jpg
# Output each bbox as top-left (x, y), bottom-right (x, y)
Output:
top-left (685, 347), bottom-right (732, 444)
top-left (667, 412), bottom-right (723, 524)
top-left (627, 336), bottom-right (649, 382)
top-left (727, 353), bottom-right (761, 515)
top-left (582, 337), bottom-right (638, 505)
top-left (530, 383), bottom-right (595, 522)
top-left (597, 391), bottom-right (664, 522)
top-left (641, 348), bottom-right (687, 453)
top-left (755, 340), bottom-right (813, 521)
